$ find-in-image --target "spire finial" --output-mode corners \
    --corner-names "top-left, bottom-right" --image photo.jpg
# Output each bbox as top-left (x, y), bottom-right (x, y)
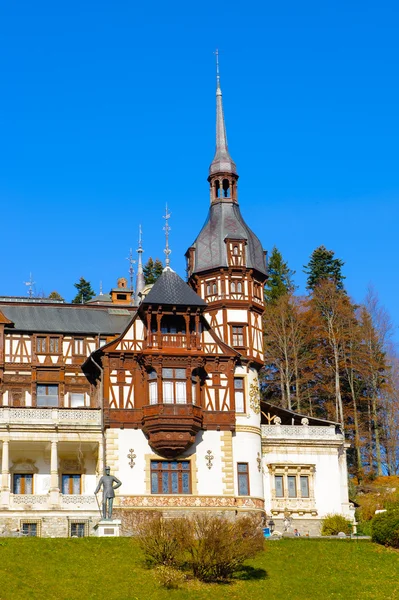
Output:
top-left (215, 48), bottom-right (220, 90)
top-left (163, 204), bottom-right (171, 268)
top-left (99, 280), bottom-right (103, 295)
top-left (23, 273), bottom-right (35, 299)
top-left (209, 51), bottom-right (237, 177)
top-left (134, 225), bottom-right (145, 304)
top-left (126, 248), bottom-right (136, 292)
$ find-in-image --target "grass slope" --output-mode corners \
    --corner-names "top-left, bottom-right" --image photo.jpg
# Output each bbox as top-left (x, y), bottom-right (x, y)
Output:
top-left (0, 538), bottom-right (398, 600)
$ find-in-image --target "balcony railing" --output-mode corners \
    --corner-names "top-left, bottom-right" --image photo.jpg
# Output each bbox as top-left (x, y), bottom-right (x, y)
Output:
top-left (0, 407), bottom-right (101, 427)
top-left (9, 493), bottom-right (98, 510)
top-left (261, 424), bottom-right (341, 441)
top-left (146, 333), bottom-right (199, 349)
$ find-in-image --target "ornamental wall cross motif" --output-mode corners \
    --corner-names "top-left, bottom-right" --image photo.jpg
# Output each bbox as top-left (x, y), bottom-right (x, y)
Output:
top-left (127, 449), bottom-right (136, 469)
top-left (205, 450), bottom-right (214, 470)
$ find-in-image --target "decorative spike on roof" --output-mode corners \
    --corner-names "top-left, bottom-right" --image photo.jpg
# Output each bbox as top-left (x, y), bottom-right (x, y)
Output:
top-left (135, 225), bottom-right (145, 304)
top-left (209, 50), bottom-right (237, 177)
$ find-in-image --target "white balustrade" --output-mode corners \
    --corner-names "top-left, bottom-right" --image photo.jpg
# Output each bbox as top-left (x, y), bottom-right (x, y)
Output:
top-left (0, 407), bottom-right (101, 427)
top-left (261, 424), bottom-right (342, 440)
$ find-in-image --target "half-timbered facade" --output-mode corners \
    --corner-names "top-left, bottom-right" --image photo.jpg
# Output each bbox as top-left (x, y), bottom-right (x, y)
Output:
top-left (0, 67), bottom-right (353, 537)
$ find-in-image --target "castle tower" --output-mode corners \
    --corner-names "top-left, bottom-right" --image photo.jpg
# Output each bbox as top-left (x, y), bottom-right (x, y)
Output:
top-left (186, 54), bottom-right (268, 508)
top-left (186, 55), bottom-right (267, 366)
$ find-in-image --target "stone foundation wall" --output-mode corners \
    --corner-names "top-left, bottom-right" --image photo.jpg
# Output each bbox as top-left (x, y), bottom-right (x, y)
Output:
top-left (0, 515), bottom-right (100, 538)
top-left (271, 518), bottom-right (322, 537)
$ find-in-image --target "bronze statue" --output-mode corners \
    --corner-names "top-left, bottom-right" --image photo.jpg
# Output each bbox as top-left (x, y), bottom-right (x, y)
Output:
top-left (94, 466), bottom-right (122, 520)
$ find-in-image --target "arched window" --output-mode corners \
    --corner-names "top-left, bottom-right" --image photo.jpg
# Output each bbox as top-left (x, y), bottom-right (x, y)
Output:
top-left (213, 282), bottom-right (217, 294)
top-left (222, 179), bottom-right (230, 198)
top-left (233, 246), bottom-right (239, 256)
top-left (231, 281), bottom-right (236, 293)
top-left (237, 282), bottom-right (243, 293)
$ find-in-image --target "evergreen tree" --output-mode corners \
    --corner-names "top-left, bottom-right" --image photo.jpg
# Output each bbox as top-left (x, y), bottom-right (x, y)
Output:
top-left (264, 246), bottom-right (296, 304)
top-left (72, 277), bottom-right (95, 304)
top-left (143, 257), bottom-right (164, 285)
top-left (304, 245), bottom-right (345, 291)
top-left (48, 291), bottom-right (64, 301)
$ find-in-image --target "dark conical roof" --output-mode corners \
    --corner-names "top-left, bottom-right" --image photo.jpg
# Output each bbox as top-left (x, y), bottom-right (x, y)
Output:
top-left (188, 201), bottom-right (267, 276)
top-left (141, 268), bottom-right (207, 307)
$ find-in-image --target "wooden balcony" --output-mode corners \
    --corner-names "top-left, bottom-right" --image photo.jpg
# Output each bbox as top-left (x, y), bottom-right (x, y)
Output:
top-left (142, 403), bottom-right (203, 458)
top-left (145, 333), bottom-right (200, 350)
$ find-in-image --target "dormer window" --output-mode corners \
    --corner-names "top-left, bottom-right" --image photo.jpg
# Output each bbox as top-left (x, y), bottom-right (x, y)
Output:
top-left (226, 239), bottom-right (246, 267)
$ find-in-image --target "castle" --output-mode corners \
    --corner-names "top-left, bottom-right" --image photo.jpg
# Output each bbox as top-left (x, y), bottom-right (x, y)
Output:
top-left (0, 65), bottom-right (353, 537)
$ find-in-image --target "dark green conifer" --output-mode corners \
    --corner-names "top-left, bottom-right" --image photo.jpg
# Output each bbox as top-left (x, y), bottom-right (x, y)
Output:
top-left (304, 246), bottom-right (345, 291)
top-left (143, 258), bottom-right (164, 285)
top-left (264, 246), bottom-right (296, 304)
top-left (72, 277), bottom-right (95, 304)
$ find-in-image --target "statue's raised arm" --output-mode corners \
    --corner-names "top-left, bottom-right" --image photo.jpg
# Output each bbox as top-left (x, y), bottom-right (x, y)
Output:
top-left (95, 466), bottom-right (122, 520)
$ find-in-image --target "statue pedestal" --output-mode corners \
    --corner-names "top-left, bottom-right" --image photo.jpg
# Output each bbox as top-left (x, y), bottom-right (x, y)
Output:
top-left (94, 519), bottom-right (121, 537)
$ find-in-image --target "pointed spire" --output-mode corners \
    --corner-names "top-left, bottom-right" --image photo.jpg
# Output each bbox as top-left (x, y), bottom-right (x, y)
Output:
top-left (135, 225), bottom-right (145, 304)
top-left (163, 204), bottom-right (172, 269)
top-left (209, 50), bottom-right (237, 177)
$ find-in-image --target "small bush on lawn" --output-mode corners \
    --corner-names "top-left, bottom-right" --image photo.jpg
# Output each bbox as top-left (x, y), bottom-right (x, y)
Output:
top-left (136, 513), bottom-right (190, 566)
top-left (321, 514), bottom-right (352, 536)
top-left (371, 510), bottom-right (399, 549)
top-left (154, 565), bottom-right (186, 589)
top-left (186, 514), bottom-right (264, 582)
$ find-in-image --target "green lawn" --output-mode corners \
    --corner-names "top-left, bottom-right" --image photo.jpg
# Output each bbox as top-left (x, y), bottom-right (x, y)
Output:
top-left (0, 538), bottom-right (397, 600)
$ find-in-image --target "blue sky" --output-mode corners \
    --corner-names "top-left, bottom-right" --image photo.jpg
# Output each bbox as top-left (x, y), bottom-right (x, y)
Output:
top-left (0, 1), bottom-right (398, 344)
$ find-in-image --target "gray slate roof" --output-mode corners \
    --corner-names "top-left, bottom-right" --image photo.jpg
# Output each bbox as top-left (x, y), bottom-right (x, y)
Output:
top-left (141, 269), bottom-right (207, 307)
top-left (1, 304), bottom-right (133, 334)
top-left (188, 201), bottom-right (267, 276)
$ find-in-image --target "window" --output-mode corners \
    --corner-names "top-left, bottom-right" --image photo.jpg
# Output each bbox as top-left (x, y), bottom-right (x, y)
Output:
top-left (21, 522), bottom-right (38, 537)
top-left (148, 370), bottom-right (158, 404)
top-left (36, 384), bottom-right (58, 407)
top-left (234, 377), bottom-right (245, 413)
top-left (116, 293), bottom-right (127, 300)
top-left (206, 281), bottom-right (217, 297)
top-left (287, 476), bottom-right (297, 498)
top-left (270, 467), bottom-right (314, 503)
top-left (36, 337), bottom-right (60, 353)
top-left (49, 337), bottom-right (59, 353)
top-left (13, 474), bottom-right (33, 494)
top-left (162, 368), bottom-right (186, 404)
top-left (232, 326), bottom-right (245, 347)
top-left (150, 461), bottom-right (191, 494)
top-left (300, 476), bottom-right (310, 498)
top-left (70, 393), bottom-right (85, 407)
top-left (74, 339), bottom-right (85, 355)
top-left (70, 522), bottom-right (87, 537)
top-left (99, 338), bottom-right (107, 347)
top-left (275, 475), bottom-right (284, 498)
top-left (237, 463), bottom-right (250, 496)
top-left (62, 474), bottom-right (81, 495)
top-left (36, 337), bottom-right (46, 353)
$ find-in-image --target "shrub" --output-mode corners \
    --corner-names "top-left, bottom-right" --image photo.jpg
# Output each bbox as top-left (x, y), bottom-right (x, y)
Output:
top-left (321, 514), bottom-right (352, 536)
top-left (371, 510), bottom-right (399, 549)
top-left (154, 565), bottom-right (186, 589)
top-left (136, 513), bottom-right (190, 566)
top-left (186, 514), bottom-right (264, 582)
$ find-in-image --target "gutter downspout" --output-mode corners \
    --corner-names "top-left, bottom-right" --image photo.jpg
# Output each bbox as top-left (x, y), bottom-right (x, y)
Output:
top-left (90, 354), bottom-right (106, 473)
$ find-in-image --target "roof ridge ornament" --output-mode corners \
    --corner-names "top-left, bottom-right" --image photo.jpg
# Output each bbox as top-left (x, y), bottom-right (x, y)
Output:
top-left (135, 225), bottom-right (145, 305)
top-left (163, 204), bottom-right (172, 268)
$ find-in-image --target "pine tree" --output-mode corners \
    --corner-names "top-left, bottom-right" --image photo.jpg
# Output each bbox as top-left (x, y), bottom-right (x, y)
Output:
top-left (304, 245), bottom-right (345, 291)
top-left (264, 246), bottom-right (296, 304)
top-left (143, 257), bottom-right (164, 285)
top-left (72, 277), bottom-right (95, 304)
